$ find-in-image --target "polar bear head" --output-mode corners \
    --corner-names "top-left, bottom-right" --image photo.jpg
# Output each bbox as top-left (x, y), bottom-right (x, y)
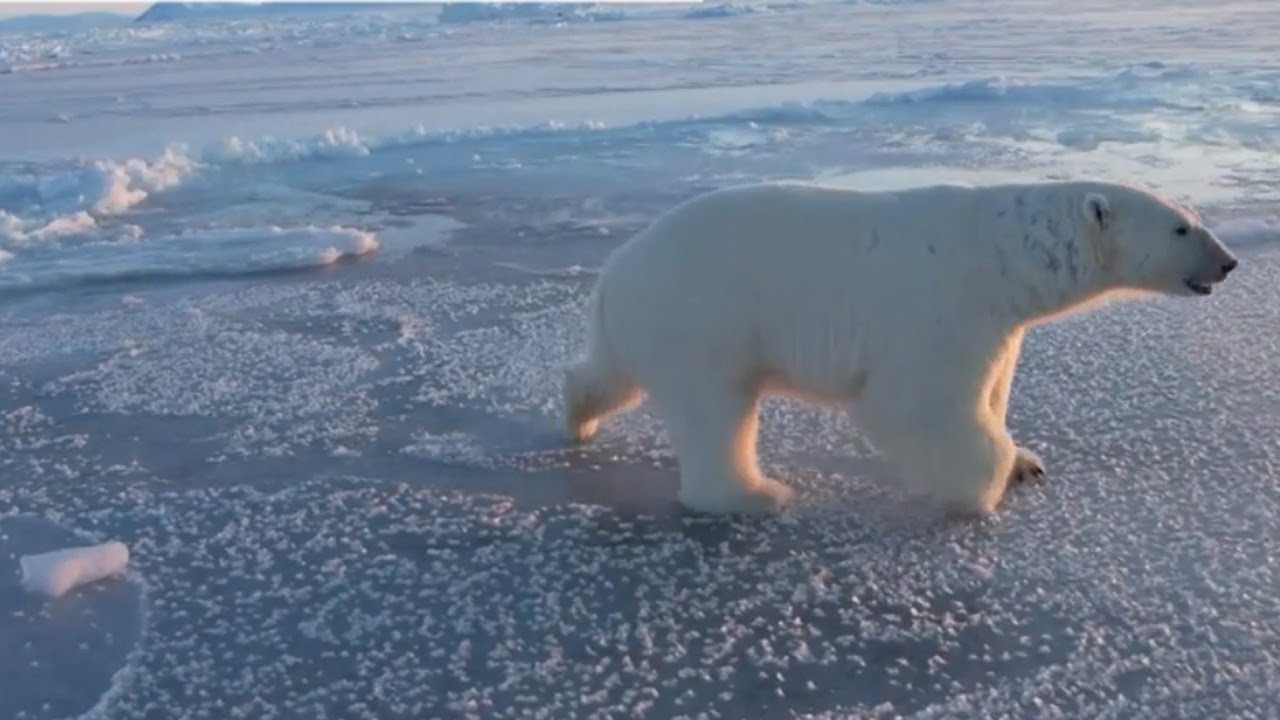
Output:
top-left (1080, 184), bottom-right (1238, 297)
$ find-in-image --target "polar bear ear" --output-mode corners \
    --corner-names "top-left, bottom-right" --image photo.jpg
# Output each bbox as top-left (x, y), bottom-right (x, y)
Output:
top-left (1083, 193), bottom-right (1111, 231)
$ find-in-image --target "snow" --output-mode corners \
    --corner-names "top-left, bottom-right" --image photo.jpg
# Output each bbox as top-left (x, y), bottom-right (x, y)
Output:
top-left (0, 146), bottom-right (197, 242)
top-left (19, 541), bottom-right (131, 598)
top-left (0, 0), bottom-right (1278, 717)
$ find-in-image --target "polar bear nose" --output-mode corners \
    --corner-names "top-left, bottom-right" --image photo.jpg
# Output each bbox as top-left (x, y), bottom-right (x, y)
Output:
top-left (1222, 259), bottom-right (1238, 275)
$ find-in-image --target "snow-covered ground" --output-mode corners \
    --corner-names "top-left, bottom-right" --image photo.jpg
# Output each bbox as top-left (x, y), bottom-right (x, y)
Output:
top-left (1, 1), bottom-right (1278, 718)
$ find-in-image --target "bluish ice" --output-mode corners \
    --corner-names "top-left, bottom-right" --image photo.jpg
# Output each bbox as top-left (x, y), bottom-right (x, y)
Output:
top-left (1, 1), bottom-right (1279, 718)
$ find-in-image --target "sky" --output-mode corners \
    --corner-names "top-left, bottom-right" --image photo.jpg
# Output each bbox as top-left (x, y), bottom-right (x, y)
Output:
top-left (0, 2), bottom-right (148, 19)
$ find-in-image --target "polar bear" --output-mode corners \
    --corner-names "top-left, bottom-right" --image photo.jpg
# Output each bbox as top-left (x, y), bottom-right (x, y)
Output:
top-left (562, 180), bottom-right (1238, 516)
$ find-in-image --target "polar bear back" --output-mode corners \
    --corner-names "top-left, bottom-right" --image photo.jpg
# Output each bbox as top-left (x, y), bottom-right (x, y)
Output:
top-left (603, 180), bottom-right (1047, 309)
top-left (594, 181), bottom-right (1046, 397)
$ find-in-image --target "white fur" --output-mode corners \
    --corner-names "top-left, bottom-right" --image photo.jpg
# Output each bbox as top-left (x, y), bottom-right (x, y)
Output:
top-left (564, 179), bottom-right (1238, 515)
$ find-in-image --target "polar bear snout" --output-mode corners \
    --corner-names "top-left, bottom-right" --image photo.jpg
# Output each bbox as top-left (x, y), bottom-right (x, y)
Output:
top-left (1182, 231), bottom-right (1238, 296)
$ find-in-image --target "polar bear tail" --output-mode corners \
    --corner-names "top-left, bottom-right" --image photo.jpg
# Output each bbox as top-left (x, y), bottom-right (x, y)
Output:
top-left (564, 286), bottom-right (640, 443)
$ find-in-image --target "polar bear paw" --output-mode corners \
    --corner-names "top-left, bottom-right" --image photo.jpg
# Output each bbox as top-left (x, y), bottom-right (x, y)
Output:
top-left (1009, 446), bottom-right (1046, 484)
top-left (677, 475), bottom-right (794, 515)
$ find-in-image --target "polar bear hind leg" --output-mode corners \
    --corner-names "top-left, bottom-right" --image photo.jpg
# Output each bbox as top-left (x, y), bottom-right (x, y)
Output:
top-left (645, 375), bottom-right (794, 514)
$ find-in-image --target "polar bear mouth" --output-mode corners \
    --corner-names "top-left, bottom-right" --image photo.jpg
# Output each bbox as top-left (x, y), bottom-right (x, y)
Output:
top-left (1184, 279), bottom-right (1213, 295)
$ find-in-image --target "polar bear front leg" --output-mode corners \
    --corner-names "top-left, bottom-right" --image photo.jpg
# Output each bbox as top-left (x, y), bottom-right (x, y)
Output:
top-left (936, 412), bottom-right (1019, 516)
top-left (987, 331), bottom-right (1022, 429)
top-left (646, 377), bottom-right (794, 515)
top-left (881, 403), bottom-right (1019, 517)
top-left (986, 330), bottom-right (1045, 484)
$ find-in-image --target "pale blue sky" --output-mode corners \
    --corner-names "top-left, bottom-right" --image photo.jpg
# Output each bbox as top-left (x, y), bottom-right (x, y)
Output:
top-left (0, 2), bottom-right (147, 19)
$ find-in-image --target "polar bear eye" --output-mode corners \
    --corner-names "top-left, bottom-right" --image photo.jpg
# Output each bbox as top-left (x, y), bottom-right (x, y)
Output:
top-left (1175, 225), bottom-right (1189, 236)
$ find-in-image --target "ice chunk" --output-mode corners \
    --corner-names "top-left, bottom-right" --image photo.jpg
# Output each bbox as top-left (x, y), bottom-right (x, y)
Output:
top-left (20, 541), bottom-right (130, 598)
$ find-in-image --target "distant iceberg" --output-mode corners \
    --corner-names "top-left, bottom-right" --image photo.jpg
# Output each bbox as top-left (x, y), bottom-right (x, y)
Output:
top-left (132, 2), bottom-right (700, 27)
top-left (134, 2), bottom-right (422, 24)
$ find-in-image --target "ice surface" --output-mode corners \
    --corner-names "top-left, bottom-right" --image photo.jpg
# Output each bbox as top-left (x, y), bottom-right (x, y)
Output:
top-left (20, 541), bottom-right (130, 598)
top-left (0, 0), bottom-right (1279, 717)
top-left (437, 3), bottom-right (629, 25)
top-left (0, 225), bottom-right (379, 291)
top-left (1213, 216), bottom-right (1280, 250)
top-left (683, 3), bottom-right (766, 20)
